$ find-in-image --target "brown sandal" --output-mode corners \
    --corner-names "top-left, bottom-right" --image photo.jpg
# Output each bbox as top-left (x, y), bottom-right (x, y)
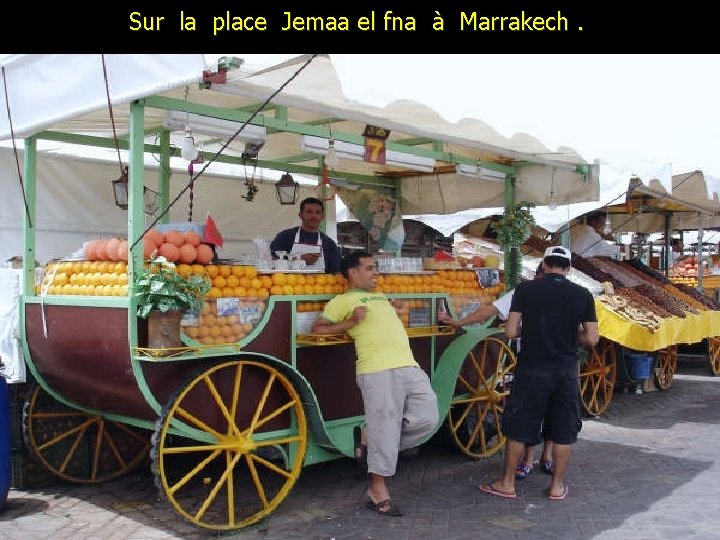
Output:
top-left (366, 498), bottom-right (403, 516)
top-left (353, 426), bottom-right (367, 469)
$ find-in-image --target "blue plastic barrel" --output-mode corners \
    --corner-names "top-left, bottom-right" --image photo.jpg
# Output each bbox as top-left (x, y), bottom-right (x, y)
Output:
top-left (0, 375), bottom-right (10, 510)
top-left (626, 353), bottom-right (653, 380)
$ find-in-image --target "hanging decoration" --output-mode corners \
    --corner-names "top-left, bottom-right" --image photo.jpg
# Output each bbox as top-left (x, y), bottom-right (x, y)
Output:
top-left (548, 167), bottom-right (558, 211)
top-left (241, 161), bottom-right (259, 202)
top-left (180, 86), bottom-right (198, 162)
top-left (316, 164), bottom-right (337, 201)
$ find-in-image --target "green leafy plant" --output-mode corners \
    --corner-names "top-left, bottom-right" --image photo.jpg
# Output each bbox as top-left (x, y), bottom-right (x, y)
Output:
top-left (134, 256), bottom-right (210, 319)
top-left (490, 201), bottom-right (537, 249)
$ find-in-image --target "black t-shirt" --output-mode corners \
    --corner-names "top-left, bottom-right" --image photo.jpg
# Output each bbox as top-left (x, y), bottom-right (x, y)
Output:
top-left (509, 273), bottom-right (597, 370)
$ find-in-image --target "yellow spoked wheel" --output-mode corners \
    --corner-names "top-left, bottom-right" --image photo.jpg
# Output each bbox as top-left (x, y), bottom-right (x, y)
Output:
top-left (709, 337), bottom-right (720, 376)
top-left (579, 338), bottom-right (617, 417)
top-left (24, 383), bottom-right (150, 483)
top-left (152, 360), bottom-right (307, 531)
top-left (447, 337), bottom-right (516, 459)
top-left (654, 346), bottom-right (677, 390)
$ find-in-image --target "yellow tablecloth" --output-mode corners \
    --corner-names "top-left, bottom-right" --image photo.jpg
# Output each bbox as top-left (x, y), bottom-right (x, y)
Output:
top-left (595, 299), bottom-right (720, 352)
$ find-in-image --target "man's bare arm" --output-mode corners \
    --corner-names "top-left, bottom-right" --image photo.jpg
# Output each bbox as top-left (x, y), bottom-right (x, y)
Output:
top-left (578, 321), bottom-right (599, 347)
top-left (505, 311), bottom-right (522, 339)
top-left (311, 306), bottom-right (367, 334)
top-left (440, 304), bottom-right (499, 327)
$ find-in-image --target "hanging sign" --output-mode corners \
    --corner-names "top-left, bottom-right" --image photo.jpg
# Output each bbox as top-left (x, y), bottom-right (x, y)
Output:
top-left (363, 125), bottom-right (390, 165)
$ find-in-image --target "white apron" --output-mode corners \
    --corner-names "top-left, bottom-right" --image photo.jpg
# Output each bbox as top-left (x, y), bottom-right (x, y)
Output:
top-left (290, 229), bottom-right (325, 272)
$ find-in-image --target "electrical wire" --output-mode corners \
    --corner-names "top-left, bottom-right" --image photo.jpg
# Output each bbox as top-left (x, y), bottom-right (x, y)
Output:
top-left (101, 54), bottom-right (125, 179)
top-left (1, 66), bottom-right (32, 227)
top-left (130, 53), bottom-right (321, 251)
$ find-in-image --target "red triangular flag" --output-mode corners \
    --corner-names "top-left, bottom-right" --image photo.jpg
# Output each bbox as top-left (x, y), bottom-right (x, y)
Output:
top-left (203, 213), bottom-right (224, 248)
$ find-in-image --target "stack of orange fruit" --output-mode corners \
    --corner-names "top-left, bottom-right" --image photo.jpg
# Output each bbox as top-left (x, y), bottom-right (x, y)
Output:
top-left (184, 298), bottom-right (267, 346)
top-left (297, 301), bottom-right (328, 312)
top-left (37, 260), bottom-right (129, 296)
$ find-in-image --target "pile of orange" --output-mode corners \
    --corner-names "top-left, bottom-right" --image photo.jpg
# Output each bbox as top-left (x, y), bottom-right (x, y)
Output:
top-left (374, 270), bottom-right (482, 295)
top-left (297, 301), bottom-right (328, 312)
top-left (184, 299), bottom-right (267, 346)
top-left (268, 272), bottom-right (347, 297)
top-left (38, 260), bottom-right (129, 296)
top-left (393, 299), bottom-right (432, 327)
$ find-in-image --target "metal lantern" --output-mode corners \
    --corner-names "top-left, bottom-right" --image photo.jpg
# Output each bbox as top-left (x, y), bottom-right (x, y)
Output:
top-left (111, 167), bottom-right (130, 209)
top-left (275, 173), bottom-right (299, 205)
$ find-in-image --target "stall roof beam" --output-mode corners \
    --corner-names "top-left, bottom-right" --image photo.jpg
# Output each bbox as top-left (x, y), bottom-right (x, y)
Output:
top-left (632, 184), bottom-right (720, 216)
top-left (142, 95), bottom-right (517, 175)
top-left (33, 130), bottom-right (396, 188)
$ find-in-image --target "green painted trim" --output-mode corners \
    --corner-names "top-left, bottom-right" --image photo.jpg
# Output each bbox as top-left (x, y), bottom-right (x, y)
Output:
top-left (504, 175), bottom-right (519, 289)
top-left (303, 416), bottom-right (366, 465)
top-left (24, 296), bottom-right (128, 308)
top-left (396, 137), bottom-right (434, 146)
top-left (158, 130), bottom-right (171, 223)
top-left (305, 116), bottom-right (344, 126)
top-left (430, 327), bottom-right (504, 438)
top-left (35, 130), bottom-right (397, 188)
top-left (235, 102), bottom-right (281, 113)
top-left (142, 95), bottom-right (516, 173)
top-left (22, 138), bottom-right (37, 298)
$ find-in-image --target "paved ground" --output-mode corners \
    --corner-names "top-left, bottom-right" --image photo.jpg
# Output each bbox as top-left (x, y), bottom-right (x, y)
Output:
top-left (2, 356), bottom-right (720, 540)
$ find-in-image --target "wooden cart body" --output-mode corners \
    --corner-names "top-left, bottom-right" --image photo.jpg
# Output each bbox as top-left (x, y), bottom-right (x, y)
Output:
top-left (21, 288), bottom-right (513, 529)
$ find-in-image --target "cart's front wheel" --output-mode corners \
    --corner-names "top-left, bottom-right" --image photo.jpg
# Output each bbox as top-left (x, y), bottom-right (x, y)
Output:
top-left (447, 337), bottom-right (516, 459)
top-left (654, 346), bottom-right (677, 390)
top-left (23, 383), bottom-right (150, 483)
top-left (579, 338), bottom-right (617, 417)
top-left (709, 337), bottom-right (720, 376)
top-left (152, 359), bottom-right (307, 531)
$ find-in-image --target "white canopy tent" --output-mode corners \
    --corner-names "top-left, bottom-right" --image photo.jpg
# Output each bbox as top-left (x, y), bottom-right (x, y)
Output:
top-left (0, 54), bottom-right (600, 206)
top-left (14, 53), bottom-right (702, 268)
top-left (0, 147), bottom-right (318, 264)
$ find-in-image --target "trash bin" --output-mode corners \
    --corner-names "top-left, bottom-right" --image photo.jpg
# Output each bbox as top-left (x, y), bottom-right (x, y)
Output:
top-left (0, 373), bottom-right (10, 511)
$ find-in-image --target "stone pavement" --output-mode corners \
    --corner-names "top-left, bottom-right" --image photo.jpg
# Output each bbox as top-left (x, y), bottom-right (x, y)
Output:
top-left (2, 356), bottom-right (720, 540)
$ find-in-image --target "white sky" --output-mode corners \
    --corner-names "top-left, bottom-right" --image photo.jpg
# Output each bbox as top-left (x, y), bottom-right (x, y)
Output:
top-left (239, 54), bottom-right (720, 179)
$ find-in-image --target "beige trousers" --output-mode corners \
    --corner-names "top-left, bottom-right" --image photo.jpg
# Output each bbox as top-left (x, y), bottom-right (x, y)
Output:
top-left (356, 366), bottom-right (439, 477)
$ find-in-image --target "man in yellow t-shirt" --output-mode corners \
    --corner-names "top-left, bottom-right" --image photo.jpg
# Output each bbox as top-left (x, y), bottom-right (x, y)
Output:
top-left (312, 251), bottom-right (438, 517)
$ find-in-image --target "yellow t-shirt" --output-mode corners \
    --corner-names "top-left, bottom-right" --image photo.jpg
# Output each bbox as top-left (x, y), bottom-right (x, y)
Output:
top-left (321, 290), bottom-right (417, 374)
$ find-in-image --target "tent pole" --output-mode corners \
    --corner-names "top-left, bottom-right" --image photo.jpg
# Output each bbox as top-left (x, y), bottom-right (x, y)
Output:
top-left (504, 174), bottom-right (517, 289)
top-left (664, 213), bottom-right (671, 276)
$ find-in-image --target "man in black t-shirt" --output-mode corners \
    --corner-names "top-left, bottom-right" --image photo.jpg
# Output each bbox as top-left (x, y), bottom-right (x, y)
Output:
top-left (478, 245), bottom-right (599, 502)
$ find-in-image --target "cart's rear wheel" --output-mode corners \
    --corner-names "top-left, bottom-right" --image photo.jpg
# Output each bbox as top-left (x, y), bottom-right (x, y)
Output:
top-left (709, 337), bottom-right (720, 376)
top-left (152, 359), bottom-right (307, 531)
top-left (447, 337), bottom-right (516, 459)
top-left (654, 346), bottom-right (677, 390)
top-left (23, 383), bottom-right (150, 483)
top-left (579, 338), bottom-right (617, 417)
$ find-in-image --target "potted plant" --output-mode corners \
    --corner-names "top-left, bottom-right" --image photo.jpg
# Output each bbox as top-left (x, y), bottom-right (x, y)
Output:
top-left (134, 256), bottom-right (210, 351)
top-left (490, 201), bottom-right (536, 288)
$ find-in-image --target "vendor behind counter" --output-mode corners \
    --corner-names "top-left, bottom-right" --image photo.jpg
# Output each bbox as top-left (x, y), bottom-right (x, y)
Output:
top-left (569, 211), bottom-right (620, 258)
